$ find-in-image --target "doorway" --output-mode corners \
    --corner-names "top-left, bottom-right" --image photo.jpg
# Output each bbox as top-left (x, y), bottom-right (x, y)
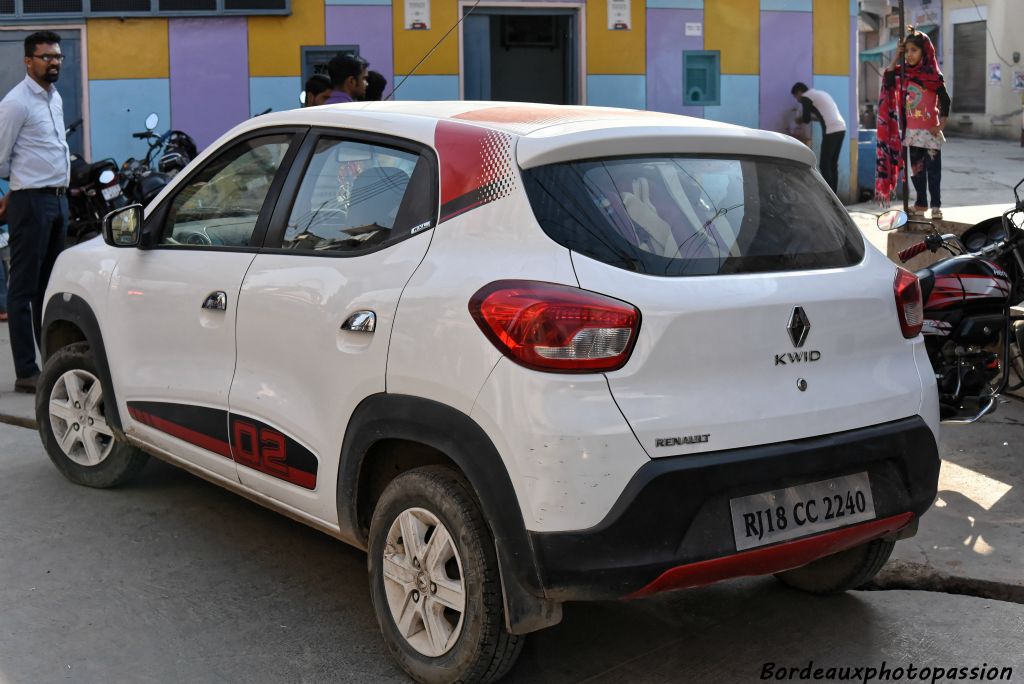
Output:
top-left (462, 6), bottom-right (580, 105)
top-left (0, 28), bottom-right (85, 157)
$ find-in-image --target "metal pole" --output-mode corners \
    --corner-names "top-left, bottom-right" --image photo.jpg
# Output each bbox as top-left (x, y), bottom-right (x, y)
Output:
top-left (898, 0), bottom-right (910, 212)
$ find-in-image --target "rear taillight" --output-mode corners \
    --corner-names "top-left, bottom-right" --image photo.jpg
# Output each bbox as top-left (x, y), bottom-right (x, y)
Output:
top-left (894, 267), bottom-right (923, 338)
top-left (469, 280), bottom-right (640, 373)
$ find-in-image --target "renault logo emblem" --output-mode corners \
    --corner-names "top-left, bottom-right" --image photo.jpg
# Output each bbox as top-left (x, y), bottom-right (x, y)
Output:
top-left (787, 307), bottom-right (811, 348)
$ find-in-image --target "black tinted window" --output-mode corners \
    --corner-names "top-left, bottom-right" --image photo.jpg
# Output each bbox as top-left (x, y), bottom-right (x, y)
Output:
top-left (523, 156), bottom-right (864, 276)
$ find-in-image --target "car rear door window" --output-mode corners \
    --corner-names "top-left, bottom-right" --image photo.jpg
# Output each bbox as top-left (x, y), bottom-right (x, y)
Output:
top-left (280, 137), bottom-right (435, 253)
top-left (161, 134), bottom-right (292, 248)
top-left (523, 155), bottom-right (865, 276)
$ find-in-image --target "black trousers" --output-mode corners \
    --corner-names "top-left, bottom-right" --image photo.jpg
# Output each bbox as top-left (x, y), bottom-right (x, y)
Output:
top-left (819, 130), bottom-right (845, 194)
top-left (7, 191), bottom-right (67, 379)
top-left (909, 146), bottom-right (942, 209)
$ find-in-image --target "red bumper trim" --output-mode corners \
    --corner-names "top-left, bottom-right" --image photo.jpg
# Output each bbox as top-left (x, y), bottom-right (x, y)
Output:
top-left (629, 512), bottom-right (915, 598)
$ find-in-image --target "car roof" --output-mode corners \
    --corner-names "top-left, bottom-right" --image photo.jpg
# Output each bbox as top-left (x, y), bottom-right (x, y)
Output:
top-left (221, 101), bottom-right (818, 170)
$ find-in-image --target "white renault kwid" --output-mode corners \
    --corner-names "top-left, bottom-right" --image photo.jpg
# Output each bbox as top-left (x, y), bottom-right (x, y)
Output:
top-left (37, 102), bottom-right (940, 683)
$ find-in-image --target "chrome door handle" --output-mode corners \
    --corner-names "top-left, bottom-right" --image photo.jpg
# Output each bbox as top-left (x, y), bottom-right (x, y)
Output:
top-left (341, 310), bottom-right (376, 333)
top-left (202, 291), bottom-right (227, 311)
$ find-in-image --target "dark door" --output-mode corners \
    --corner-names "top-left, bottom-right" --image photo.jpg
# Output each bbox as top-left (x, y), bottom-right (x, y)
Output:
top-left (463, 8), bottom-right (578, 105)
top-left (952, 21), bottom-right (985, 114)
top-left (0, 29), bottom-right (84, 156)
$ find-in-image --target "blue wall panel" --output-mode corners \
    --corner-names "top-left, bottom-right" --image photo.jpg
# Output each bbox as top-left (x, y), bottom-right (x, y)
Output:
top-left (703, 75), bottom-right (759, 129)
top-left (760, 0), bottom-right (812, 10)
top-left (391, 75), bottom-right (460, 101)
top-left (586, 75), bottom-right (646, 110)
top-left (249, 76), bottom-right (302, 118)
top-left (813, 74), bottom-right (851, 196)
top-left (89, 79), bottom-right (171, 165)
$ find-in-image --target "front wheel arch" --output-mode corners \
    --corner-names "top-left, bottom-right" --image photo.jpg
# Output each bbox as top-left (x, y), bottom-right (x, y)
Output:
top-left (42, 293), bottom-right (123, 434)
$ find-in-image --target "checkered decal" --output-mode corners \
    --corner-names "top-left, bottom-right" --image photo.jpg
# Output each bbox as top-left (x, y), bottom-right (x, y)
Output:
top-left (435, 120), bottom-right (516, 223)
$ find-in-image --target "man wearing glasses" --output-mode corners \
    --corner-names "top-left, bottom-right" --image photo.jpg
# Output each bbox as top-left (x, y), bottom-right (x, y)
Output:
top-left (0, 31), bottom-right (70, 394)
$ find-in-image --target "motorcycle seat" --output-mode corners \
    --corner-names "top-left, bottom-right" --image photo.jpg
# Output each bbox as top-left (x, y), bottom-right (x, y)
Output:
top-left (915, 267), bottom-right (935, 303)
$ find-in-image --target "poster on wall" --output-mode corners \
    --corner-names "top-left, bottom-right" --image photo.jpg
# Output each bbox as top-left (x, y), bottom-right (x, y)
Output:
top-left (685, 22), bottom-right (702, 37)
top-left (608, 0), bottom-right (631, 30)
top-left (988, 63), bottom-right (1002, 86)
top-left (404, 0), bottom-right (429, 30)
top-left (1013, 71), bottom-right (1024, 93)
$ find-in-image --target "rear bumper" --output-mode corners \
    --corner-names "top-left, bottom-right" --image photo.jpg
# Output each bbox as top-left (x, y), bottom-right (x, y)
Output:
top-left (528, 416), bottom-right (939, 601)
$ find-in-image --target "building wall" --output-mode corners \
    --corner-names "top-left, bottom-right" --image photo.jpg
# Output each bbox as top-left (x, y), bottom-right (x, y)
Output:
top-left (942, 0), bottom-right (1023, 141)
top-left (64, 0), bottom-right (859, 198)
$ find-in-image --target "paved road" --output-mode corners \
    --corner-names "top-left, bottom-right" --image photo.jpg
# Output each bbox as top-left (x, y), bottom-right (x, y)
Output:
top-left (1, 423), bottom-right (1022, 684)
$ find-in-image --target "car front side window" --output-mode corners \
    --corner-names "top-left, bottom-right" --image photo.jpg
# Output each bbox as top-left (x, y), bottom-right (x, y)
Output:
top-left (161, 134), bottom-right (292, 248)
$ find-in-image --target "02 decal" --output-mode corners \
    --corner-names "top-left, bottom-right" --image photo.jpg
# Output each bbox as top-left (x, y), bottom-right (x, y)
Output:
top-left (127, 401), bottom-right (318, 489)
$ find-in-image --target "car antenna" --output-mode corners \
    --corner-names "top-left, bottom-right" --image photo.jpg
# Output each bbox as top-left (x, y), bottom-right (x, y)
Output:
top-left (386, 0), bottom-right (483, 101)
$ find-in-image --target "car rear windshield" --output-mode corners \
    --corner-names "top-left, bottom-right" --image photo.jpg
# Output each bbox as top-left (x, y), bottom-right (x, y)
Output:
top-left (522, 155), bottom-right (865, 276)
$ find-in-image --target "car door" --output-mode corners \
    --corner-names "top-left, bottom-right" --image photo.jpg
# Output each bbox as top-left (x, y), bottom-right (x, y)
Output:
top-left (105, 129), bottom-right (304, 483)
top-left (227, 130), bottom-right (438, 523)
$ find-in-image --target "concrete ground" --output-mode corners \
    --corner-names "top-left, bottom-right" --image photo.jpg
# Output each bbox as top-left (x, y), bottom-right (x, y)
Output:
top-left (848, 136), bottom-right (1023, 257)
top-left (0, 423), bottom-right (1021, 684)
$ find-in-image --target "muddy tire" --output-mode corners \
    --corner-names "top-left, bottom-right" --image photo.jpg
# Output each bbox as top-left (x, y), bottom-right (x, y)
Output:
top-left (368, 466), bottom-right (523, 684)
top-left (36, 342), bottom-right (148, 488)
top-left (774, 538), bottom-right (895, 594)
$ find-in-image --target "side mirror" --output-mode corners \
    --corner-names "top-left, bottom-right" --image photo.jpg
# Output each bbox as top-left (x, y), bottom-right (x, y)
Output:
top-left (145, 113), bottom-right (159, 131)
top-left (877, 209), bottom-right (908, 232)
top-left (98, 169), bottom-right (115, 185)
top-left (299, 90), bottom-right (306, 106)
top-left (103, 204), bottom-right (144, 247)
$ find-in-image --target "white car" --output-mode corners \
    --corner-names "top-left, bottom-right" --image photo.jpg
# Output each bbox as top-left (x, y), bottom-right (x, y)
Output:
top-left (37, 102), bottom-right (940, 684)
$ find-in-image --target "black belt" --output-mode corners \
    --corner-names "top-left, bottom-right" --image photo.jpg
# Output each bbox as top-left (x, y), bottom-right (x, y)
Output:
top-left (17, 186), bottom-right (68, 196)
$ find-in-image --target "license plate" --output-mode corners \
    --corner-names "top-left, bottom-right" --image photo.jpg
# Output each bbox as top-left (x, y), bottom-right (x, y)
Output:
top-left (729, 473), bottom-right (876, 551)
top-left (101, 185), bottom-right (121, 201)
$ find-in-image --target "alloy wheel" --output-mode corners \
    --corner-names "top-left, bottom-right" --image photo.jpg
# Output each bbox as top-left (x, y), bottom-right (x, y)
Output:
top-left (48, 369), bottom-right (114, 467)
top-left (382, 507), bottom-right (467, 657)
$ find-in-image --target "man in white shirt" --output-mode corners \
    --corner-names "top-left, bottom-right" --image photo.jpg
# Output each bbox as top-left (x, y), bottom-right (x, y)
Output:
top-left (791, 82), bottom-right (847, 194)
top-left (0, 31), bottom-right (71, 393)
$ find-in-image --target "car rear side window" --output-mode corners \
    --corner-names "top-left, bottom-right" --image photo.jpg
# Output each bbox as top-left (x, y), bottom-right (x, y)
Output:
top-left (281, 137), bottom-right (436, 253)
top-left (522, 155), bottom-right (865, 276)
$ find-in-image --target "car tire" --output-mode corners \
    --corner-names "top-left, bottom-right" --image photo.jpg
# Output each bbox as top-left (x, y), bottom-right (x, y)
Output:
top-left (368, 466), bottom-right (524, 684)
top-left (36, 342), bottom-right (149, 488)
top-left (773, 538), bottom-right (895, 595)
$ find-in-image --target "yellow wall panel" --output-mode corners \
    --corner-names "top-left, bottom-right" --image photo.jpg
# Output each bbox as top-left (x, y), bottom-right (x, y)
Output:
top-left (87, 19), bottom-right (168, 80)
top-left (392, 0), bottom-right (458, 75)
top-left (704, 0), bottom-right (759, 75)
top-left (585, 0), bottom-right (645, 74)
top-left (813, 0), bottom-right (850, 75)
top-left (248, 0), bottom-right (326, 77)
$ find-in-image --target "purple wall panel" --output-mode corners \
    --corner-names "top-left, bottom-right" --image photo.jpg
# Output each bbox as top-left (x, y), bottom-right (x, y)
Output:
top-left (169, 18), bottom-right (250, 151)
top-left (646, 8), bottom-right (703, 118)
top-left (758, 11), bottom-right (812, 133)
top-left (325, 6), bottom-right (394, 89)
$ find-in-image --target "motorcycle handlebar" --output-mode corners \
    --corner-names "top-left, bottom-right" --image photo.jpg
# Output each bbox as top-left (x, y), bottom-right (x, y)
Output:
top-left (132, 131), bottom-right (153, 139)
top-left (898, 241), bottom-right (929, 263)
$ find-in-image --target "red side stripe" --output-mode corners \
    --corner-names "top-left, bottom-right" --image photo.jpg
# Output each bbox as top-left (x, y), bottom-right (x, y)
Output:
top-left (629, 512), bottom-right (915, 598)
top-left (130, 408), bottom-right (233, 459)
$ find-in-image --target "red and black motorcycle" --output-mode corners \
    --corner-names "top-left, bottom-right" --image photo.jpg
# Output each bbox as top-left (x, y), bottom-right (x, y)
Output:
top-left (879, 177), bottom-right (1024, 423)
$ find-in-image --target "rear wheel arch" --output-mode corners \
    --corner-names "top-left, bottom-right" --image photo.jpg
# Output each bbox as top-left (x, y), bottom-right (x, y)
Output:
top-left (338, 394), bottom-right (561, 635)
top-left (42, 293), bottom-right (123, 434)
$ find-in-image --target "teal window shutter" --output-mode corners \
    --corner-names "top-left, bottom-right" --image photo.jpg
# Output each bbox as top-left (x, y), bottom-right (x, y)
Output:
top-left (683, 51), bottom-right (720, 107)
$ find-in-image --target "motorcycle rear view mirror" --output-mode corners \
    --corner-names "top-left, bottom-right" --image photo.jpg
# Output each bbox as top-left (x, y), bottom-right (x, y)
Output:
top-left (877, 209), bottom-right (908, 232)
top-left (145, 113), bottom-right (159, 131)
top-left (98, 169), bottom-right (115, 185)
top-left (102, 204), bottom-right (144, 248)
top-left (299, 91), bottom-right (306, 106)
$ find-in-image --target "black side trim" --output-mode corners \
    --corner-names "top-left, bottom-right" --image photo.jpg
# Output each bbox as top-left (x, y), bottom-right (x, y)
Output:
top-left (42, 294), bottom-right (122, 432)
top-left (131, 400), bottom-right (229, 443)
top-left (338, 393), bottom-right (555, 632)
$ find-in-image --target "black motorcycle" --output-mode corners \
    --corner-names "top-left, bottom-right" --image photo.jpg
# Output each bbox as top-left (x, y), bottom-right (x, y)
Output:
top-left (121, 113), bottom-right (197, 206)
top-left (66, 119), bottom-right (127, 244)
top-left (879, 177), bottom-right (1024, 423)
